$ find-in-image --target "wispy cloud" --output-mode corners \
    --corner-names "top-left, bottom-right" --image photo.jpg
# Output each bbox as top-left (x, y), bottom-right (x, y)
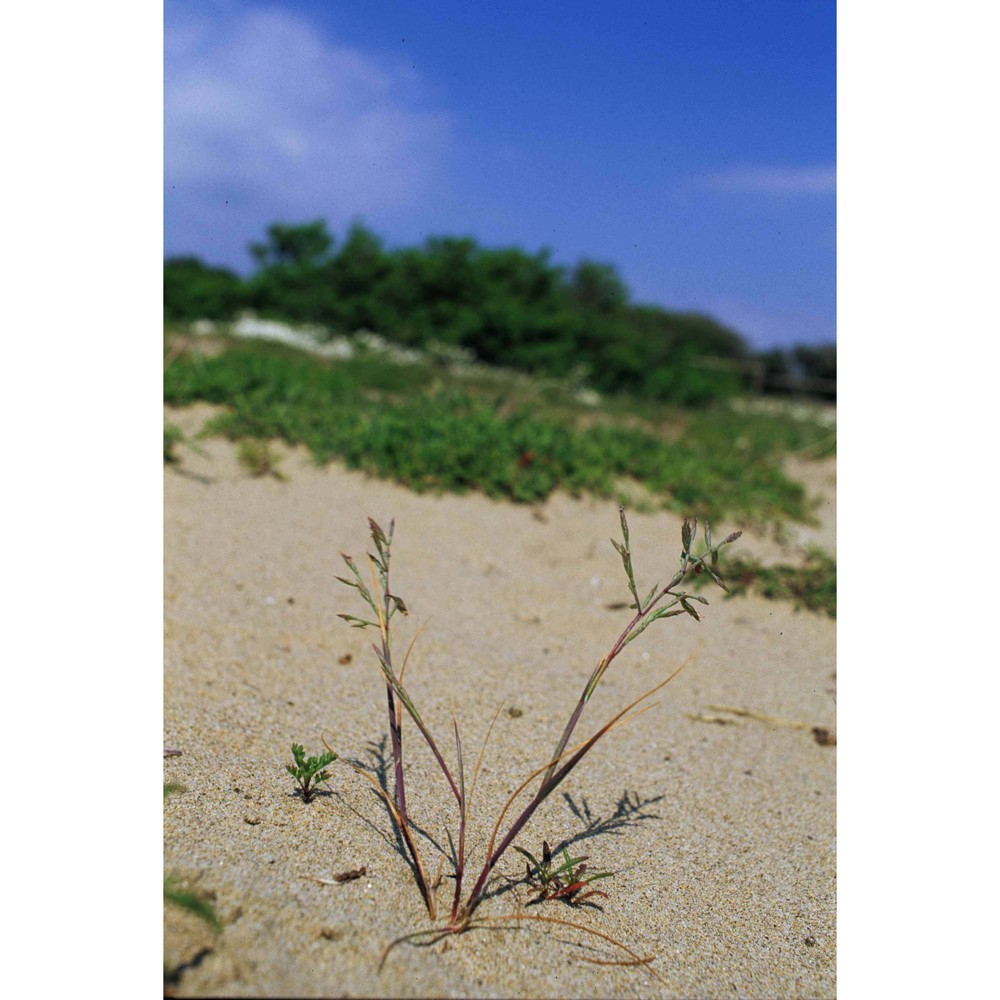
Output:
top-left (164, 4), bottom-right (450, 218)
top-left (699, 165), bottom-right (836, 195)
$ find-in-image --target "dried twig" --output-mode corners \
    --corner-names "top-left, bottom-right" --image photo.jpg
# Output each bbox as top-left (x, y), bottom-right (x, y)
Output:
top-left (303, 867), bottom-right (367, 886)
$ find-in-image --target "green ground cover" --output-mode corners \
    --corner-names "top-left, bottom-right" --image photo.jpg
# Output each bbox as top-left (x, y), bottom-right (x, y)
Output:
top-left (164, 335), bottom-right (834, 527)
top-left (693, 547), bottom-right (836, 617)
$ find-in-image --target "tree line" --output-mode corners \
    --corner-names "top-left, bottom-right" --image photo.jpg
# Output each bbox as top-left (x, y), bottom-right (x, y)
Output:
top-left (165, 220), bottom-right (834, 403)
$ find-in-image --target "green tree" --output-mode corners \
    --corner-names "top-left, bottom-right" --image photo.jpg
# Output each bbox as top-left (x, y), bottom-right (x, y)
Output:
top-left (169, 218), bottom-right (762, 404)
top-left (249, 220), bottom-right (334, 268)
top-left (567, 259), bottom-right (629, 313)
top-left (163, 256), bottom-right (243, 322)
top-left (323, 223), bottom-right (395, 332)
top-left (245, 221), bottom-right (338, 323)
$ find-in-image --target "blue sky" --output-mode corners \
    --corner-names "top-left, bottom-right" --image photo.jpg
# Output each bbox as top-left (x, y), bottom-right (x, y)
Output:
top-left (165, 0), bottom-right (835, 349)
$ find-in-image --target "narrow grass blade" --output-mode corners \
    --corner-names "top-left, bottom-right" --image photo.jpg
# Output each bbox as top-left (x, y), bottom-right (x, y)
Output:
top-left (450, 705), bottom-right (468, 922)
top-left (398, 619), bottom-right (430, 685)
top-left (372, 645), bottom-right (462, 805)
top-left (468, 703), bottom-right (504, 811)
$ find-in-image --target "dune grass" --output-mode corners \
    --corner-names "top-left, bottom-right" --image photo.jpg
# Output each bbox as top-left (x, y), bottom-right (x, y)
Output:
top-left (309, 511), bottom-right (739, 981)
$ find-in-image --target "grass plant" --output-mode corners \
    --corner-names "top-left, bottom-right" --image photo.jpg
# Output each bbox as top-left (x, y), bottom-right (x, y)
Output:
top-left (321, 509), bottom-right (739, 979)
top-left (163, 419), bottom-right (208, 467)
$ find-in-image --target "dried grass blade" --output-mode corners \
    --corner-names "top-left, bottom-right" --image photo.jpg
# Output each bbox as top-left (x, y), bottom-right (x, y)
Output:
top-left (479, 696), bottom-right (660, 887)
top-left (475, 913), bottom-right (667, 987)
top-left (336, 755), bottom-right (437, 921)
top-left (468, 703), bottom-right (504, 810)
top-left (398, 618), bottom-right (430, 685)
top-left (705, 703), bottom-right (813, 729)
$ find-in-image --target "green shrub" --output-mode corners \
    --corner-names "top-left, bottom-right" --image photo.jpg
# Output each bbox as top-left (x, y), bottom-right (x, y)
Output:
top-left (164, 257), bottom-right (243, 322)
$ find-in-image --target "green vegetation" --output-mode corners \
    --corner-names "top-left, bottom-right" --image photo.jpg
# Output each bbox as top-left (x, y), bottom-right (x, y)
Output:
top-left (164, 876), bottom-right (222, 934)
top-left (513, 840), bottom-right (615, 906)
top-left (164, 422), bottom-right (184, 464)
top-left (166, 219), bottom-right (834, 405)
top-left (163, 338), bottom-right (832, 525)
top-left (164, 783), bottom-right (222, 988)
top-left (236, 439), bottom-right (287, 480)
top-left (694, 547), bottom-right (837, 617)
top-left (318, 513), bottom-right (737, 982)
top-left (163, 419), bottom-right (209, 467)
top-left (286, 744), bottom-right (337, 803)
top-left (164, 256), bottom-right (243, 324)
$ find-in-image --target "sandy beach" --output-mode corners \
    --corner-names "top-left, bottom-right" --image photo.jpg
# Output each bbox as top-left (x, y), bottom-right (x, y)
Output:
top-left (164, 403), bottom-right (836, 998)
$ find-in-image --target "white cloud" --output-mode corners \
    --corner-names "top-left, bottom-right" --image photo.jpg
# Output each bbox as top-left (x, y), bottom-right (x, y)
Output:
top-left (164, 4), bottom-right (450, 216)
top-left (699, 166), bottom-right (836, 195)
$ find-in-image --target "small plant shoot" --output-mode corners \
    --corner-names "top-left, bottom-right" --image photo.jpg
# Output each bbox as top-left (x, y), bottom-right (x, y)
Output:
top-left (513, 840), bottom-right (614, 905)
top-left (286, 743), bottom-right (337, 803)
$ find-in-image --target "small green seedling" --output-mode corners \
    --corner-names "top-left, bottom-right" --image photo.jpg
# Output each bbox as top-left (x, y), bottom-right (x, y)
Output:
top-left (513, 840), bottom-right (614, 905)
top-left (286, 743), bottom-right (337, 802)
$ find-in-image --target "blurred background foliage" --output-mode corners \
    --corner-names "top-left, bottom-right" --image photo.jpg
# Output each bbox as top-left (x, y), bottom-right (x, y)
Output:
top-left (165, 220), bottom-right (835, 406)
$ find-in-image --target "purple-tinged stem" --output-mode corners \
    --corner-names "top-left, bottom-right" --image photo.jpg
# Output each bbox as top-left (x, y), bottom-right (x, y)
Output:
top-left (540, 574), bottom-right (682, 789)
top-left (450, 713), bottom-right (467, 924)
top-left (462, 659), bottom-right (688, 919)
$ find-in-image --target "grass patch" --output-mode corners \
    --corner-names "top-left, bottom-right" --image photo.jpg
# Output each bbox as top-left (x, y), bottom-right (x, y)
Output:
top-left (164, 338), bottom-right (833, 525)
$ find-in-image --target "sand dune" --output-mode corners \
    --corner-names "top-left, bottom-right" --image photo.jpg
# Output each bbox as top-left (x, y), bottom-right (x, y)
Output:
top-left (164, 406), bottom-right (836, 998)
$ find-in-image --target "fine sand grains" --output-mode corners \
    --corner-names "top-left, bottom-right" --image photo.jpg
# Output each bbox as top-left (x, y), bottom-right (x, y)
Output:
top-left (164, 409), bottom-right (835, 998)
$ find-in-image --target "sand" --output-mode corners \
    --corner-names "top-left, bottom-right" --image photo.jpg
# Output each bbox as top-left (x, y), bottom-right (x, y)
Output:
top-left (164, 403), bottom-right (836, 998)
